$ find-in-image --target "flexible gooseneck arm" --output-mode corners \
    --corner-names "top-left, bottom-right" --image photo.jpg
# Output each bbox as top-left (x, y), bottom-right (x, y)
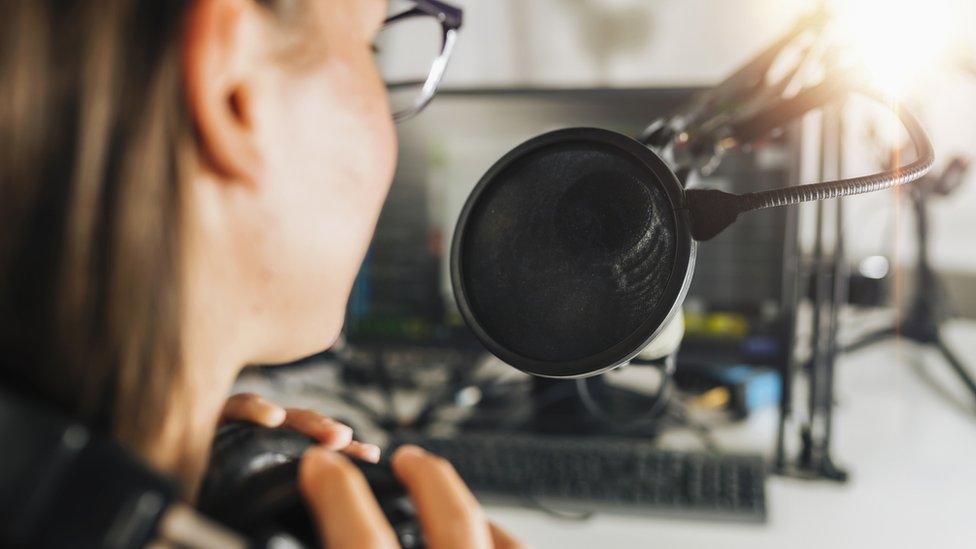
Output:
top-left (637, 6), bottom-right (936, 240)
top-left (684, 91), bottom-right (934, 240)
top-left (736, 94), bottom-right (934, 211)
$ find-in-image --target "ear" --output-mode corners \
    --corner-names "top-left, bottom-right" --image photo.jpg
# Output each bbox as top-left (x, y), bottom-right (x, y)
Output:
top-left (183, 0), bottom-right (263, 184)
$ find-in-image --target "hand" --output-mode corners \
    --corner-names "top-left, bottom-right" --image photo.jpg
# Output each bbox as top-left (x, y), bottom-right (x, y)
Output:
top-left (299, 445), bottom-right (526, 549)
top-left (219, 392), bottom-right (381, 463)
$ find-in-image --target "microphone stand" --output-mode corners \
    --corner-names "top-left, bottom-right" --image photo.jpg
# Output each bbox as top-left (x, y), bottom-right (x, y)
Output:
top-left (842, 158), bottom-right (976, 406)
top-left (839, 52), bottom-right (976, 412)
top-left (798, 105), bottom-right (849, 481)
top-left (637, 9), bottom-right (935, 480)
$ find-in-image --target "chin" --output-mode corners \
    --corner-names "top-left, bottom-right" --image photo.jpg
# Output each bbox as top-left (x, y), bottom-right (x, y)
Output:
top-left (256, 311), bottom-right (344, 366)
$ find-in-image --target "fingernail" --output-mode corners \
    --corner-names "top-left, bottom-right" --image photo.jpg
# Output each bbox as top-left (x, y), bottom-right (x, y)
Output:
top-left (324, 424), bottom-right (353, 448)
top-left (361, 444), bottom-right (382, 463)
top-left (265, 406), bottom-right (287, 426)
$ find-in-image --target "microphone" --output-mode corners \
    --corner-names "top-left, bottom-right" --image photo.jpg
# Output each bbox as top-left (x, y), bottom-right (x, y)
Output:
top-left (450, 14), bottom-right (935, 379)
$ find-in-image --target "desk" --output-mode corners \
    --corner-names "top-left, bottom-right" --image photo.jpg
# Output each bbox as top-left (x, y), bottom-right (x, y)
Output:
top-left (238, 319), bottom-right (976, 549)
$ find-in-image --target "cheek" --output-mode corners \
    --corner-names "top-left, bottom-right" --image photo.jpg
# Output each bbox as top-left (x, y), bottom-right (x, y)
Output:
top-left (295, 66), bottom-right (396, 250)
top-left (252, 57), bottom-right (396, 355)
top-left (289, 60), bottom-right (395, 208)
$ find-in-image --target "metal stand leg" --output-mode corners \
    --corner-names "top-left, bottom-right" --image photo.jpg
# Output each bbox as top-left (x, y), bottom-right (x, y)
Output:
top-left (839, 165), bottom-right (976, 412)
top-left (935, 337), bottom-right (976, 404)
top-left (843, 326), bottom-right (898, 354)
top-left (792, 105), bottom-right (849, 482)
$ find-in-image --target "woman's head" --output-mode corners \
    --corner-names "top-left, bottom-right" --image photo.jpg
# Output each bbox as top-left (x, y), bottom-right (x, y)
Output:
top-left (181, 0), bottom-right (396, 363)
top-left (0, 0), bottom-right (395, 483)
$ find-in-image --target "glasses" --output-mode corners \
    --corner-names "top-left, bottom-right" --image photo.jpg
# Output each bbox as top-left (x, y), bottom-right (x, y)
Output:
top-left (375, 0), bottom-right (463, 122)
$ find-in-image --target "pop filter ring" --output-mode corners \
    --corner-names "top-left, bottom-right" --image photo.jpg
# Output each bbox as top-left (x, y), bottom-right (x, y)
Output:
top-left (450, 127), bottom-right (697, 378)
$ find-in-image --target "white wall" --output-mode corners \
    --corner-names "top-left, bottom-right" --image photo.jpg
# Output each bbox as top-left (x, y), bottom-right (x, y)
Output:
top-left (444, 0), bottom-right (812, 86)
top-left (433, 0), bottom-right (976, 273)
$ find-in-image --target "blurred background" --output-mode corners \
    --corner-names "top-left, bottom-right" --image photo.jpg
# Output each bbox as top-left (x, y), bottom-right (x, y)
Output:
top-left (414, 0), bottom-right (976, 290)
top-left (241, 1), bottom-right (976, 547)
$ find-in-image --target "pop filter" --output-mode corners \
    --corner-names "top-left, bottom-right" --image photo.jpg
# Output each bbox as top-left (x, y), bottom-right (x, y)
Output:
top-left (450, 128), bottom-right (695, 378)
top-left (452, 101), bottom-right (933, 379)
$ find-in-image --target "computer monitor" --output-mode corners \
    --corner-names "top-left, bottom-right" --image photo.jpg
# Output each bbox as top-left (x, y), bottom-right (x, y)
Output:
top-left (345, 87), bottom-right (800, 371)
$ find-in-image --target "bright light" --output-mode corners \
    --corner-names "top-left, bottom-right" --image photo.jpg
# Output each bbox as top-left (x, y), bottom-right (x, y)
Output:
top-left (828, 0), bottom-right (961, 98)
top-left (859, 255), bottom-right (891, 280)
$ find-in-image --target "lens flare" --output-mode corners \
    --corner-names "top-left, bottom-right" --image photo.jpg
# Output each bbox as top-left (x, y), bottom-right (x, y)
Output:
top-left (827, 0), bottom-right (960, 98)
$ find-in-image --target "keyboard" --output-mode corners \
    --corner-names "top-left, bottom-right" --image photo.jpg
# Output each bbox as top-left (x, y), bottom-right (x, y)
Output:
top-left (394, 432), bottom-right (767, 523)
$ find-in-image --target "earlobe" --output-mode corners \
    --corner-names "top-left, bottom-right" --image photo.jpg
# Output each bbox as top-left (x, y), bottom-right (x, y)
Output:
top-left (182, 0), bottom-right (263, 185)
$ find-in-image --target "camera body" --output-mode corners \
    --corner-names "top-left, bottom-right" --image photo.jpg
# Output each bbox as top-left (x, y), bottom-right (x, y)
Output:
top-left (0, 388), bottom-right (420, 548)
top-left (199, 422), bottom-right (425, 549)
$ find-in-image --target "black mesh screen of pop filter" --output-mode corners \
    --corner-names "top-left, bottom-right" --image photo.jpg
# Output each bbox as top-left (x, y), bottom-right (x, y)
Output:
top-left (455, 132), bottom-right (681, 374)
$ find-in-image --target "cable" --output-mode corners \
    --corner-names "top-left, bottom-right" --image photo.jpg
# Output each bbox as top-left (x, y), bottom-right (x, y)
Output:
top-left (459, 378), bottom-right (581, 431)
top-left (520, 493), bottom-right (594, 522)
top-left (574, 354), bottom-right (676, 431)
top-left (663, 399), bottom-right (720, 454)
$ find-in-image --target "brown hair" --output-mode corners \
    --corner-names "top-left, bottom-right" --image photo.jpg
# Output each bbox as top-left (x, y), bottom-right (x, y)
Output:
top-left (0, 0), bottom-right (296, 474)
top-left (0, 0), bottom-right (192, 456)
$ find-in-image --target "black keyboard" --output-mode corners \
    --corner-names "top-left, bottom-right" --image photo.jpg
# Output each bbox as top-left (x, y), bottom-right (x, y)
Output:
top-left (394, 432), bottom-right (767, 523)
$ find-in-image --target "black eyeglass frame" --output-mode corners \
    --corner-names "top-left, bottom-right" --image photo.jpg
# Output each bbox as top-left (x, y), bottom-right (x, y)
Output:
top-left (383, 0), bottom-right (463, 122)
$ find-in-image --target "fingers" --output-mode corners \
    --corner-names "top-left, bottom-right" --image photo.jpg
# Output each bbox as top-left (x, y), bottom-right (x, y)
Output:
top-left (344, 440), bottom-right (382, 463)
top-left (280, 408), bottom-right (380, 462)
top-left (392, 445), bottom-right (493, 549)
top-left (219, 393), bottom-right (286, 427)
top-left (220, 395), bottom-right (382, 463)
top-left (281, 408), bottom-right (353, 449)
top-left (300, 448), bottom-right (398, 549)
top-left (301, 444), bottom-right (522, 549)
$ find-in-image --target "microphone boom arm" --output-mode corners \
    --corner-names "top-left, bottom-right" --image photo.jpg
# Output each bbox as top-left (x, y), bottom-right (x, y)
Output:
top-left (684, 88), bottom-right (934, 240)
top-left (636, 10), bottom-right (936, 240)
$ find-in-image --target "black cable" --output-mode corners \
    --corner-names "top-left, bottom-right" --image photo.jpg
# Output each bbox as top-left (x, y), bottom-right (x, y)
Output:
top-left (410, 357), bottom-right (489, 430)
top-left (520, 493), bottom-right (594, 522)
top-left (371, 352), bottom-right (398, 421)
top-left (663, 399), bottom-right (720, 454)
top-left (460, 378), bottom-right (580, 431)
top-left (574, 354), bottom-right (676, 431)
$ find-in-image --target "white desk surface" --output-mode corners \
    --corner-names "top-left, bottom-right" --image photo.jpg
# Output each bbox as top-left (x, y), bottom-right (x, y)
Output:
top-left (239, 318), bottom-right (976, 549)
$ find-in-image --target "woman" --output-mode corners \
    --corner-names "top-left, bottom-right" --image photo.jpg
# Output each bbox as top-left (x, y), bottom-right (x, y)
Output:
top-left (0, 0), bottom-right (519, 546)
